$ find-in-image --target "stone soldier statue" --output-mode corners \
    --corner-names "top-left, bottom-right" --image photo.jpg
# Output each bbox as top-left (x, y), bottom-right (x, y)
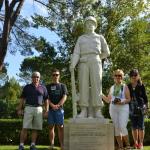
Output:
top-left (70, 16), bottom-right (110, 118)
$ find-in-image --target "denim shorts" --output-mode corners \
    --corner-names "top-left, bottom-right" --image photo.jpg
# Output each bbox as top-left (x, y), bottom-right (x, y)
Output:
top-left (48, 108), bottom-right (64, 125)
top-left (130, 115), bottom-right (145, 130)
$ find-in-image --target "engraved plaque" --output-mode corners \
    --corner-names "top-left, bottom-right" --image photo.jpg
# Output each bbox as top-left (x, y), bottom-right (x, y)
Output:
top-left (64, 119), bottom-right (114, 150)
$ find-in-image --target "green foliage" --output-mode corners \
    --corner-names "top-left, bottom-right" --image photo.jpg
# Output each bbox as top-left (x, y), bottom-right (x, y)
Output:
top-left (32, 0), bottom-right (150, 80)
top-left (0, 77), bottom-right (21, 101)
top-left (19, 37), bottom-right (70, 84)
top-left (0, 99), bottom-right (19, 119)
top-left (1, 118), bottom-right (150, 146)
top-left (0, 100), bottom-right (8, 118)
top-left (0, 78), bottom-right (21, 118)
top-left (0, 119), bottom-right (59, 146)
top-left (0, 63), bottom-right (8, 86)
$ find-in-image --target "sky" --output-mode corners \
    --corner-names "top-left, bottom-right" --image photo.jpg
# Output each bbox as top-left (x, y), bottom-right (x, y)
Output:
top-left (4, 1), bottom-right (59, 80)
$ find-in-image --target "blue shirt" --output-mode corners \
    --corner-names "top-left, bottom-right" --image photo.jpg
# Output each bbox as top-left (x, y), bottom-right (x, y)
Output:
top-left (21, 83), bottom-right (48, 106)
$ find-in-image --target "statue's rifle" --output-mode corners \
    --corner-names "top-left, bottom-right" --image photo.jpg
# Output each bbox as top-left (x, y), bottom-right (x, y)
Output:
top-left (71, 57), bottom-right (77, 118)
top-left (71, 68), bottom-right (77, 118)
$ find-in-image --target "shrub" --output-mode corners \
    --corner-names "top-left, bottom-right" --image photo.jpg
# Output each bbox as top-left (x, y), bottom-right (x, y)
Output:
top-left (0, 119), bottom-right (59, 146)
top-left (0, 119), bottom-right (150, 145)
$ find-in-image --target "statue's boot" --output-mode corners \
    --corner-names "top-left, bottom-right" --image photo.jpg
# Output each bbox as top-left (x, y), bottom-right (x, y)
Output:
top-left (77, 107), bottom-right (87, 118)
top-left (88, 113), bottom-right (93, 119)
top-left (95, 107), bottom-right (104, 118)
top-left (88, 106), bottom-right (94, 118)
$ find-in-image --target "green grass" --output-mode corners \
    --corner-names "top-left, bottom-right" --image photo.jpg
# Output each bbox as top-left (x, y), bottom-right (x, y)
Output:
top-left (142, 147), bottom-right (150, 150)
top-left (0, 146), bottom-right (150, 150)
top-left (0, 145), bottom-right (60, 150)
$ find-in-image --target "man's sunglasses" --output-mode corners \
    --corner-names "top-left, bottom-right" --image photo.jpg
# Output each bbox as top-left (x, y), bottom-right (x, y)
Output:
top-left (53, 74), bottom-right (59, 77)
top-left (32, 76), bottom-right (39, 78)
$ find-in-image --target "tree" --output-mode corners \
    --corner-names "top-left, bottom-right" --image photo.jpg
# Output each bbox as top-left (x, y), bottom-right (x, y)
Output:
top-left (32, 0), bottom-right (149, 69)
top-left (0, 0), bottom-right (72, 71)
top-left (0, 0), bottom-right (4, 11)
top-left (0, 77), bottom-right (21, 101)
top-left (0, 63), bottom-right (8, 86)
top-left (0, 77), bottom-right (21, 118)
top-left (0, 0), bottom-right (25, 70)
top-left (19, 37), bottom-right (68, 83)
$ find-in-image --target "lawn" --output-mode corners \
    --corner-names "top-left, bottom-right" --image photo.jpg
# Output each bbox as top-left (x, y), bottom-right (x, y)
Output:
top-left (0, 146), bottom-right (150, 150)
top-left (0, 145), bottom-right (60, 150)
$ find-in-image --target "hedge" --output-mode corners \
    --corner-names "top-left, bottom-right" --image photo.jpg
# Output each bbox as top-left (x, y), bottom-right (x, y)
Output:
top-left (0, 119), bottom-right (58, 146)
top-left (0, 119), bottom-right (150, 145)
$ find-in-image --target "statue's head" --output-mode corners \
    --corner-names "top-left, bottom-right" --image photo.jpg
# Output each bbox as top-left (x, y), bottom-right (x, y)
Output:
top-left (84, 16), bottom-right (97, 33)
top-left (85, 16), bottom-right (97, 28)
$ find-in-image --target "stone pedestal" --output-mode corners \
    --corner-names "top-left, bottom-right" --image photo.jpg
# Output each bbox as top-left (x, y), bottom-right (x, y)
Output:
top-left (64, 118), bottom-right (114, 150)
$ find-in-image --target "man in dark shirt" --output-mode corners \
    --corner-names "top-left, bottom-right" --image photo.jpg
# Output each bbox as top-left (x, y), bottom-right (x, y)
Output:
top-left (16, 72), bottom-right (48, 150)
top-left (46, 69), bottom-right (68, 150)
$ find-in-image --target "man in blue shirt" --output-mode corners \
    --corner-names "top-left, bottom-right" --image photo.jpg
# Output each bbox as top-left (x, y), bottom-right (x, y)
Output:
top-left (16, 72), bottom-right (48, 150)
top-left (46, 69), bottom-right (68, 150)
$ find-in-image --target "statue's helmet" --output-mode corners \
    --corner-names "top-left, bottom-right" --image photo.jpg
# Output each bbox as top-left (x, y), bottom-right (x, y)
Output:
top-left (85, 16), bottom-right (97, 27)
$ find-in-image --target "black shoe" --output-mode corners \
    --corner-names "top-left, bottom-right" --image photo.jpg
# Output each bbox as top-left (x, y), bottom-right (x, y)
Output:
top-left (18, 145), bottom-right (24, 150)
top-left (30, 145), bottom-right (37, 150)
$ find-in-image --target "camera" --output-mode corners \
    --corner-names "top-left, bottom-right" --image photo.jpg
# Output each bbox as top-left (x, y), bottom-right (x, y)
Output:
top-left (113, 98), bottom-right (121, 104)
top-left (130, 99), bottom-right (146, 116)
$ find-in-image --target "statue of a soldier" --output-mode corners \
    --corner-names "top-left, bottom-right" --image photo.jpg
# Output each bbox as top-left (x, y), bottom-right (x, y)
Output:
top-left (70, 16), bottom-right (110, 118)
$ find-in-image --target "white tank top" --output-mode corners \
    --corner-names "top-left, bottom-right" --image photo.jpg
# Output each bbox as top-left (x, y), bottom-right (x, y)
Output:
top-left (110, 84), bottom-right (126, 102)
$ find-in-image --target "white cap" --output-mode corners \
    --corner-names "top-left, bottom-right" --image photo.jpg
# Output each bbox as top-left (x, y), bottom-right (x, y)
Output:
top-left (85, 16), bottom-right (97, 27)
top-left (32, 71), bottom-right (40, 78)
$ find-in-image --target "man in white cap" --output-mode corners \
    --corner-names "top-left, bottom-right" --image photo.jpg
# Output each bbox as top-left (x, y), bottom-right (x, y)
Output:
top-left (16, 71), bottom-right (48, 150)
top-left (70, 16), bottom-right (110, 118)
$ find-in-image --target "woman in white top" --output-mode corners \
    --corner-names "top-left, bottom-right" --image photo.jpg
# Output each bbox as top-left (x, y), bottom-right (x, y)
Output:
top-left (102, 69), bottom-right (131, 150)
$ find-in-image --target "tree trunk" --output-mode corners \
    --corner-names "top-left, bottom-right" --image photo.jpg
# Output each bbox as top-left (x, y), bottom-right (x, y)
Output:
top-left (0, 0), bottom-right (25, 71)
top-left (0, 0), bottom-right (4, 11)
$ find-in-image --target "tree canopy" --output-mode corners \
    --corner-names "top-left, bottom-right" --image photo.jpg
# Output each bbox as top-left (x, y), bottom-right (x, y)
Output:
top-left (20, 0), bottom-right (149, 78)
top-left (18, 0), bottom-right (150, 103)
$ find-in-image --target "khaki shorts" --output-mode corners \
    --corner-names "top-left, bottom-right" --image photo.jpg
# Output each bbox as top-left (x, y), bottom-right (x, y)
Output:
top-left (23, 106), bottom-right (43, 130)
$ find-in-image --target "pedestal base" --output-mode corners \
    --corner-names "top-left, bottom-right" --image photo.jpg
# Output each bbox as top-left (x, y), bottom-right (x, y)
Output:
top-left (64, 118), bottom-right (114, 150)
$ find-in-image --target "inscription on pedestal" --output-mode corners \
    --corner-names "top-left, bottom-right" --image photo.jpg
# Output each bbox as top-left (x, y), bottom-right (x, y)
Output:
top-left (70, 123), bottom-right (113, 150)
top-left (64, 119), bottom-right (114, 150)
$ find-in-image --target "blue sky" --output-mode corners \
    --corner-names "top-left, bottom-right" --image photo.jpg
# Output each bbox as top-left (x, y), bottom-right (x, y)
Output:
top-left (4, 1), bottom-right (59, 80)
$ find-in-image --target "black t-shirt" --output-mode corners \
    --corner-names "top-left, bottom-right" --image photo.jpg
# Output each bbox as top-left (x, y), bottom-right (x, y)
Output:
top-left (46, 83), bottom-right (68, 105)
